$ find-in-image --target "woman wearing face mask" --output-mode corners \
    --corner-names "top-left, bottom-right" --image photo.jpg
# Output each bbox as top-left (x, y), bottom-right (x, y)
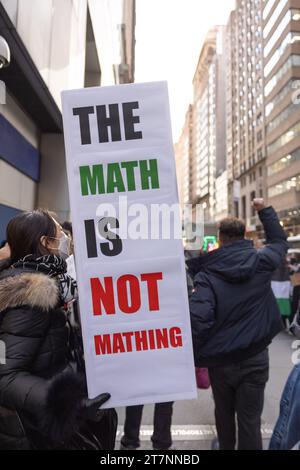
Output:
top-left (0, 209), bottom-right (117, 450)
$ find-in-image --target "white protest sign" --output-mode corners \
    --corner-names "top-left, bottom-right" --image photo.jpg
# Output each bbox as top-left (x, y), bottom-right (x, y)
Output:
top-left (61, 81), bottom-right (197, 407)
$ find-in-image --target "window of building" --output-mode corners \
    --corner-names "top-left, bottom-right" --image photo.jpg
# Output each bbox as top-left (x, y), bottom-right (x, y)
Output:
top-left (249, 171), bottom-right (256, 183)
top-left (267, 148), bottom-right (300, 175)
top-left (265, 79), bottom-right (295, 117)
top-left (269, 174), bottom-right (300, 198)
top-left (267, 102), bottom-right (299, 134)
top-left (267, 121), bottom-right (300, 155)
top-left (263, 0), bottom-right (289, 39)
top-left (250, 191), bottom-right (256, 216)
top-left (264, 54), bottom-right (300, 97)
top-left (263, 0), bottom-right (278, 20)
top-left (264, 31), bottom-right (300, 78)
top-left (242, 195), bottom-right (247, 220)
top-left (234, 201), bottom-right (239, 218)
top-left (257, 148), bottom-right (263, 160)
top-left (257, 130), bottom-right (263, 142)
top-left (264, 9), bottom-right (300, 58)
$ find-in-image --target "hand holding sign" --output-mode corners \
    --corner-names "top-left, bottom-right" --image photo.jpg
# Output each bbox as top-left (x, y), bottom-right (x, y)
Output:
top-left (80, 393), bottom-right (111, 422)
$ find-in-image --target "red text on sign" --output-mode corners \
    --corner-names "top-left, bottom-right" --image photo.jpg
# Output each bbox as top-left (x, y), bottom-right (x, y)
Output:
top-left (90, 272), bottom-right (163, 315)
top-left (94, 326), bottom-right (183, 356)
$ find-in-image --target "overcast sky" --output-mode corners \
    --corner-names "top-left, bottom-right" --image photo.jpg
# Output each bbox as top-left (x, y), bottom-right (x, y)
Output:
top-left (135, 0), bottom-right (236, 142)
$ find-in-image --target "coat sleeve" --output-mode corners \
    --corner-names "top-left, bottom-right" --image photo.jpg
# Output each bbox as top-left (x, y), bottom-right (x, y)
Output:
top-left (189, 273), bottom-right (216, 345)
top-left (0, 306), bottom-right (86, 444)
top-left (0, 306), bottom-right (51, 414)
top-left (258, 206), bottom-right (289, 271)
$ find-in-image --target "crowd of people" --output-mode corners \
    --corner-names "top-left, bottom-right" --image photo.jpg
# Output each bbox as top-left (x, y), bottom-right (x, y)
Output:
top-left (0, 199), bottom-right (299, 450)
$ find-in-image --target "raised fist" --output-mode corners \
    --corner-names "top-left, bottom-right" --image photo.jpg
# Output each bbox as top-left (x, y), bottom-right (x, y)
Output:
top-left (251, 198), bottom-right (265, 212)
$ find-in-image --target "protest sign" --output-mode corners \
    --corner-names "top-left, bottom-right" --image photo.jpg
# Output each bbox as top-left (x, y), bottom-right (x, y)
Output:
top-left (61, 81), bottom-right (197, 407)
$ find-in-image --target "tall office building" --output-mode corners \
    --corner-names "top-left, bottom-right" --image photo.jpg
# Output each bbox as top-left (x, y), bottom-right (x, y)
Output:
top-left (264, 0), bottom-right (300, 235)
top-left (226, 10), bottom-right (237, 218)
top-left (174, 105), bottom-right (193, 209)
top-left (225, 0), bottom-right (266, 232)
top-left (0, 0), bottom-right (136, 240)
top-left (115, 0), bottom-right (136, 84)
top-left (191, 26), bottom-right (226, 223)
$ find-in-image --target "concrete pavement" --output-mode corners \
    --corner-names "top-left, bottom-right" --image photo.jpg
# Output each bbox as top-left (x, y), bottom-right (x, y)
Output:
top-left (115, 332), bottom-right (297, 450)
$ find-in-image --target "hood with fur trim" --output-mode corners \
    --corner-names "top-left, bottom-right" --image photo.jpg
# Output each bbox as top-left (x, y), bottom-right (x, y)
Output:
top-left (0, 271), bottom-right (59, 312)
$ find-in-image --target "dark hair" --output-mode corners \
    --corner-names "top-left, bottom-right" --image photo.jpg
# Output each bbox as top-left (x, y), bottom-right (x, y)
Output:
top-left (61, 221), bottom-right (73, 237)
top-left (0, 240), bottom-right (7, 249)
top-left (4, 209), bottom-right (57, 266)
top-left (219, 217), bottom-right (245, 244)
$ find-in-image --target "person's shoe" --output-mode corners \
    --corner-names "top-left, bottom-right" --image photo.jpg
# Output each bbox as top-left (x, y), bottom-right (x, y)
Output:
top-left (120, 442), bottom-right (139, 450)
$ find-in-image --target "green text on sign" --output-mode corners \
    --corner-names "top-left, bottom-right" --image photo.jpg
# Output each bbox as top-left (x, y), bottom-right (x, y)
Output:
top-left (79, 159), bottom-right (160, 196)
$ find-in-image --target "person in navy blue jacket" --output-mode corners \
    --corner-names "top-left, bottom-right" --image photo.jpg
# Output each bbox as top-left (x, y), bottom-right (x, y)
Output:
top-left (187, 199), bottom-right (288, 450)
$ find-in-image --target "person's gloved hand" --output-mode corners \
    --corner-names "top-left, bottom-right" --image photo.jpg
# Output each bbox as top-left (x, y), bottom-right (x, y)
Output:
top-left (80, 393), bottom-right (111, 422)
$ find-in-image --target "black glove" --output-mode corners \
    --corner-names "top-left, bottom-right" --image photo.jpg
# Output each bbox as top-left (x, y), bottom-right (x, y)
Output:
top-left (80, 393), bottom-right (111, 422)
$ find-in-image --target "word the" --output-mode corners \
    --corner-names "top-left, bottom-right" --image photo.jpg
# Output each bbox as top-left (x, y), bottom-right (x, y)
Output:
top-left (94, 327), bottom-right (183, 355)
top-left (73, 101), bottom-right (142, 145)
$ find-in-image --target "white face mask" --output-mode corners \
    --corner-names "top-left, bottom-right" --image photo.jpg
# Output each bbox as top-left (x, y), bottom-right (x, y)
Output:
top-left (49, 232), bottom-right (70, 259)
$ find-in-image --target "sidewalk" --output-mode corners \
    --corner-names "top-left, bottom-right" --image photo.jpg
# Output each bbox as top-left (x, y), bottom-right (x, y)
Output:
top-left (115, 332), bottom-right (296, 450)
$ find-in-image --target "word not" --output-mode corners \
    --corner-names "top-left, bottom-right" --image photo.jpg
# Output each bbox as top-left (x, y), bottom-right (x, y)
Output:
top-left (73, 101), bottom-right (142, 145)
top-left (80, 159), bottom-right (159, 196)
top-left (94, 327), bottom-right (183, 356)
top-left (91, 272), bottom-right (163, 315)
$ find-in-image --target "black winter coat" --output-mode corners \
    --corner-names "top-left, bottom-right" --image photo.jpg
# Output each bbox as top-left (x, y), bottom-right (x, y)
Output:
top-left (188, 207), bottom-right (288, 367)
top-left (0, 268), bottom-right (116, 449)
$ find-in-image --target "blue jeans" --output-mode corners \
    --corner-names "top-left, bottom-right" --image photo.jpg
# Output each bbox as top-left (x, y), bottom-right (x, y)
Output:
top-left (269, 363), bottom-right (300, 450)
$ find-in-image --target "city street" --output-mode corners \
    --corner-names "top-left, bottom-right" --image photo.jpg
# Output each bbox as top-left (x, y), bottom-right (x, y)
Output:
top-left (1, 0), bottom-right (300, 455)
top-left (116, 332), bottom-right (296, 450)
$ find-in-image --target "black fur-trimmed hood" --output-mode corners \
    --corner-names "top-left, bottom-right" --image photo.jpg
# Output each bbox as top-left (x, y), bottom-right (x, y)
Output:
top-left (0, 271), bottom-right (59, 312)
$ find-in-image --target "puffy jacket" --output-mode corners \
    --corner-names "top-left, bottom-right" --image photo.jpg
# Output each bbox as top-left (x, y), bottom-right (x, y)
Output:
top-left (0, 267), bottom-right (116, 449)
top-left (188, 207), bottom-right (288, 367)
